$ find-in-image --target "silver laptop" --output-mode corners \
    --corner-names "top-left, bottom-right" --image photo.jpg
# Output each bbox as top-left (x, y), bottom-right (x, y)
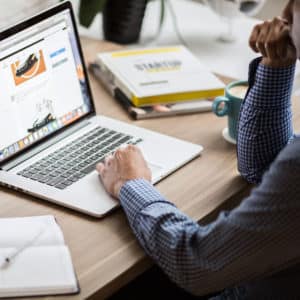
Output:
top-left (0, 2), bottom-right (203, 217)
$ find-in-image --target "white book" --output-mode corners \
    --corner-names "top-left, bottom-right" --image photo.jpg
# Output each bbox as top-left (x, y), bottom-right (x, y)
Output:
top-left (96, 45), bottom-right (225, 107)
top-left (89, 62), bottom-right (213, 120)
top-left (0, 215), bottom-right (79, 298)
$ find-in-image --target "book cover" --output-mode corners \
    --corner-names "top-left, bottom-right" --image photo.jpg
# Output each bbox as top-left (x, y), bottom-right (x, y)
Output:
top-left (96, 46), bottom-right (225, 107)
top-left (89, 63), bottom-right (213, 120)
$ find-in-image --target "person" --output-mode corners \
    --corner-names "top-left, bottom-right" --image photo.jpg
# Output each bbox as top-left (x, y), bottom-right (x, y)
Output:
top-left (96, 0), bottom-right (300, 298)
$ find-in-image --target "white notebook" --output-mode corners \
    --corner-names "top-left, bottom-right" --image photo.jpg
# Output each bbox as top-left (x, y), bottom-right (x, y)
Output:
top-left (0, 215), bottom-right (79, 298)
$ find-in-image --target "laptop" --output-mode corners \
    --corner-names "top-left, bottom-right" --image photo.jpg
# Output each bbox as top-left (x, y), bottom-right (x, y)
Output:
top-left (0, 2), bottom-right (203, 217)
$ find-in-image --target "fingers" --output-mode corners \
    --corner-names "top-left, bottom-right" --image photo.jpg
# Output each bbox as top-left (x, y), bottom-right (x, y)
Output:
top-left (95, 143), bottom-right (151, 197)
top-left (96, 145), bottom-right (139, 172)
top-left (264, 19), bottom-right (283, 60)
top-left (96, 162), bottom-right (105, 176)
top-left (256, 21), bottom-right (270, 57)
top-left (249, 24), bottom-right (261, 53)
top-left (249, 17), bottom-right (295, 65)
top-left (115, 144), bottom-right (140, 157)
top-left (276, 26), bottom-right (290, 58)
top-left (96, 154), bottom-right (114, 176)
top-left (104, 154), bottom-right (113, 166)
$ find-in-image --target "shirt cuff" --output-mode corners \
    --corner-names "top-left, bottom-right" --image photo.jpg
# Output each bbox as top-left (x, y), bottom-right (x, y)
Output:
top-left (119, 179), bottom-right (175, 226)
top-left (248, 62), bottom-right (295, 108)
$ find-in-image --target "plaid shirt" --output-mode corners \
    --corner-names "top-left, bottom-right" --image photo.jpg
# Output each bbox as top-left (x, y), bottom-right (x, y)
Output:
top-left (119, 58), bottom-right (300, 299)
top-left (237, 57), bottom-right (296, 184)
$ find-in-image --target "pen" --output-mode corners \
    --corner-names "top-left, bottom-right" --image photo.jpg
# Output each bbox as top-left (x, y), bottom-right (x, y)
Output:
top-left (0, 225), bottom-right (46, 269)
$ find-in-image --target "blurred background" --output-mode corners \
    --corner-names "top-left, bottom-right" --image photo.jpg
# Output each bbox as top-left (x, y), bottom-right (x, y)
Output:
top-left (0, 0), bottom-right (296, 83)
top-left (0, 0), bottom-right (286, 31)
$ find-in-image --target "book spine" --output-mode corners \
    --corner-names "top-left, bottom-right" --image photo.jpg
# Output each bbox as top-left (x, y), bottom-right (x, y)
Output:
top-left (114, 88), bottom-right (138, 119)
top-left (96, 57), bottom-right (134, 102)
top-left (89, 63), bottom-right (138, 119)
top-left (131, 89), bottom-right (224, 107)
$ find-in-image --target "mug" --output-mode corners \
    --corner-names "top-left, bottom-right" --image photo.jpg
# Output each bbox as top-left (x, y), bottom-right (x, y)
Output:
top-left (212, 80), bottom-right (248, 141)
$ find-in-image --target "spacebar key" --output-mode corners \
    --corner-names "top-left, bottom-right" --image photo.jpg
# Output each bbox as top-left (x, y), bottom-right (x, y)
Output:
top-left (81, 157), bottom-right (105, 174)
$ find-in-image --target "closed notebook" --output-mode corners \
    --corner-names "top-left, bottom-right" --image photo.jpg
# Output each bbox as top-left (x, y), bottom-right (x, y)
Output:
top-left (96, 45), bottom-right (225, 107)
top-left (0, 215), bottom-right (79, 298)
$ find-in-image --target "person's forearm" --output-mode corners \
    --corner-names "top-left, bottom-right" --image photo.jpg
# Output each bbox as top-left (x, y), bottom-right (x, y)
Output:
top-left (237, 59), bottom-right (295, 184)
top-left (119, 172), bottom-right (300, 296)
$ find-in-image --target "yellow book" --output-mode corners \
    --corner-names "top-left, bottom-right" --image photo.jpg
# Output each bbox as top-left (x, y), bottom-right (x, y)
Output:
top-left (96, 46), bottom-right (225, 107)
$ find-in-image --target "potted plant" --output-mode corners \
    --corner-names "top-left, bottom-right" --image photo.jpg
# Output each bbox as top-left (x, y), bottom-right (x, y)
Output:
top-left (78, 0), bottom-right (165, 44)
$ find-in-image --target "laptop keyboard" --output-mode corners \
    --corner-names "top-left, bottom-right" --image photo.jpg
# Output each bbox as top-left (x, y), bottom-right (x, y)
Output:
top-left (17, 126), bottom-right (142, 190)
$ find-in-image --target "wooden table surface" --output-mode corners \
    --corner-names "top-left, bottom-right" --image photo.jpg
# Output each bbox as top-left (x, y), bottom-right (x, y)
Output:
top-left (2, 38), bottom-right (298, 299)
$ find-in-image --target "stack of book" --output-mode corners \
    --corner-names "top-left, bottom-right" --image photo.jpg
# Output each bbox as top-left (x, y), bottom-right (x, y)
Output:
top-left (90, 46), bottom-right (225, 119)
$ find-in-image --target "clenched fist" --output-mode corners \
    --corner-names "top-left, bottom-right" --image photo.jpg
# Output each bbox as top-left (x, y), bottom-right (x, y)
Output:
top-left (96, 145), bottom-right (152, 199)
top-left (249, 17), bottom-right (297, 68)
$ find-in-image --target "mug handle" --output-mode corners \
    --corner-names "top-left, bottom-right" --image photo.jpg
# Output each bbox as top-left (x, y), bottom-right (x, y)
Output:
top-left (212, 97), bottom-right (230, 117)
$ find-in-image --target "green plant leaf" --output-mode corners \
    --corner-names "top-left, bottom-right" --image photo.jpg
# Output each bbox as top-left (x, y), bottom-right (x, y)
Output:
top-left (159, 0), bottom-right (165, 29)
top-left (146, 0), bottom-right (165, 34)
top-left (79, 0), bottom-right (107, 28)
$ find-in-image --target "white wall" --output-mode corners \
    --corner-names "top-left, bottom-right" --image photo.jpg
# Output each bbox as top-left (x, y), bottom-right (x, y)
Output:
top-left (256, 0), bottom-right (287, 20)
top-left (0, 0), bottom-right (57, 30)
top-left (192, 0), bottom-right (287, 20)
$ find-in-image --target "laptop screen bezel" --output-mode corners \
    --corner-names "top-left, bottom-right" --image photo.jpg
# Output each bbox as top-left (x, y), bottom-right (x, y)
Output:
top-left (0, 1), bottom-right (96, 167)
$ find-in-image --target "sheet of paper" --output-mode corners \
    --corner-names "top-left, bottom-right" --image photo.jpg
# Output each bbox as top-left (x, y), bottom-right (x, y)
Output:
top-left (0, 215), bottom-right (65, 249)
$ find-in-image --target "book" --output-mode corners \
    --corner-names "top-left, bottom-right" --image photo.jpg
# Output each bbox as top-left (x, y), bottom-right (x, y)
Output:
top-left (95, 45), bottom-right (225, 107)
top-left (89, 62), bottom-right (213, 120)
top-left (0, 215), bottom-right (79, 298)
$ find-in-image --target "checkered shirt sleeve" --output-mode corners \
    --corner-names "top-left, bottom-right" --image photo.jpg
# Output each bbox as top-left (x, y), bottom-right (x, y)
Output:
top-left (237, 58), bottom-right (296, 184)
top-left (120, 155), bottom-right (300, 297)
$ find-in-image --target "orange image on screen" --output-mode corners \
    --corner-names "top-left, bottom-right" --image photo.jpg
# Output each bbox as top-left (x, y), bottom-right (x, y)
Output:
top-left (11, 50), bottom-right (46, 86)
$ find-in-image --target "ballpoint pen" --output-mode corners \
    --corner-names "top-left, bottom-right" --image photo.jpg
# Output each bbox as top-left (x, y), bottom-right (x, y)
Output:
top-left (0, 225), bottom-right (46, 269)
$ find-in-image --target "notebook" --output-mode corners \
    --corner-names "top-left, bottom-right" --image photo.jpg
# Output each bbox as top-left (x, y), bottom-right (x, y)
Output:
top-left (0, 215), bottom-right (79, 298)
top-left (96, 45), bottom-right (225, 107)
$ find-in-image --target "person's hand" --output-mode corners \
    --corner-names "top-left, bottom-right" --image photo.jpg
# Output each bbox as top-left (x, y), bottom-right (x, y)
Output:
top-left (96, 145), bottom-right (152, 199)
top-left (249, 17), bottom-right (297, 68)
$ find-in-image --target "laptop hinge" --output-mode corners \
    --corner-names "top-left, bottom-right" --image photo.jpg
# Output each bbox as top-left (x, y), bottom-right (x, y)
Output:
top-left (2, 119), bottom-right (91, 171)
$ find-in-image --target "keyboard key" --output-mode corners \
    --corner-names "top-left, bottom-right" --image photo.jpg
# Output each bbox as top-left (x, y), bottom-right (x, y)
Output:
top-left (81, 157), bottom-right (105, 174)
top-left (37, 176), bottom-right (50, 184)
top-left (70, 166), bottom-right (81, 172)
top-left (85, 158), bottom-right (94, 164)
top-left (68, 176), bottom-right (80, 183)
top-left (19, 172), bottom-right (33, 178)
top-left (118, 136), bottom-right (132, 144)
top-left (62, 180), bottom-right (73, 186)
top-left (78, 162), bottom-right (87, 168)
top-left (47, 176), bottom-right (65, 186)
top-left (60, 165), bottom-right (69, 171)
top-left (29, 174), bottom-right (40, 181)
top-left (55, 183), bottom-right (67, 190)
top-left (91, 154), bottom-right (102, 161)
top-left (61, 173), bottom-right (70, 178)
top-left (65, 170), bottom-right (74, 177)
top-left (75, 172), bottom-right (86, 179)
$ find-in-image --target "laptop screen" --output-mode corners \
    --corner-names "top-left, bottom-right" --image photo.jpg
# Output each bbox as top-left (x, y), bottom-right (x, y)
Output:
top-left (0, 6), bottom-right (93, 163)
